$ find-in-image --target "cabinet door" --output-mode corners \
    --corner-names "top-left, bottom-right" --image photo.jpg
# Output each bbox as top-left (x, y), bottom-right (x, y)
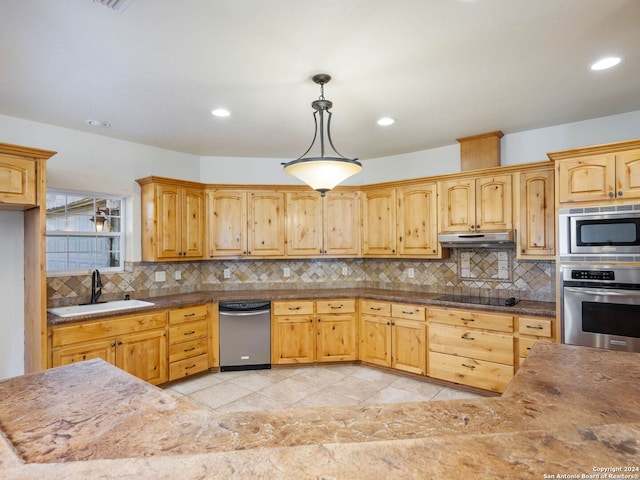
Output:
top-left (117, 329), bottom-right (167, 386)
top-left (616, 149), bottom-right (640, 200)
top-left (439, 179), bottom-right (474, 233)
top-left (518, 169), bottom-right (555, 258)
top-left (360, 314), bottom-right (391, 367)
top-left (271, 316), bottom-right (315, 364)
top-left (286, 191), bottom-right (324, 256)
top-left (316, 314), bottom-right (357, 362)
top-left (323, 191), bottom-right (360, 256)
top-left (361, 189), bottom-right (397, 256)
top-left (155, 183), bottom-right (183, 258)
top-left (391, 318), bottom-right (426, 375)
top-left (476, 174), bottom-right (512, 232)
top-left (248, 191), bottom-right (285, 256)
top-left (397, 183), bottom-right (439, 257)
top-left (181, 187), bottom-right (205, 258)
top-left (208, 190), bottom-right (247, 257)
top-left (0, 154), bottom-right (36, 206)
top-left (52, 339), bottom-right (116, 367)
top-left (557, 154), bottom-right (616, 204)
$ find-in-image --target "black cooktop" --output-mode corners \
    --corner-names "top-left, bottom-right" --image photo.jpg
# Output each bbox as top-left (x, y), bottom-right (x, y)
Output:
top-left (435, 295), bottom-right (519, 307)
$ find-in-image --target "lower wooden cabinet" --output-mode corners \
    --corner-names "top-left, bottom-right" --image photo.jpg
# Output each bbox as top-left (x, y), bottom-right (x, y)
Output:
top-left (516, 315), bottom-right (554, 368)
top-left (360, 300), bottom-right (427, 375)
top-left (271, 299), bottom-right (357, 365)
top-left (51, 311), bottom-right (168, 385)
top-left (168, 304), bottom-right (211, 381)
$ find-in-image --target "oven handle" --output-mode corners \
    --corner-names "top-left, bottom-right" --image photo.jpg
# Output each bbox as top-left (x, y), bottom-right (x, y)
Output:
top-left (563, 286), bottom-right (640, 299)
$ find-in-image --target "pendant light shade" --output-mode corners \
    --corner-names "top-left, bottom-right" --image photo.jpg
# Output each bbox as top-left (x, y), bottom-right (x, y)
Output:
top-left (283, 74), bottom-right (361, 196)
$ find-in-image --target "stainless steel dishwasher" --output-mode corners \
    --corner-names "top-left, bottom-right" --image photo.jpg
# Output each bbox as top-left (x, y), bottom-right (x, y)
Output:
top-left (219, 301), bottom-right (271, 371)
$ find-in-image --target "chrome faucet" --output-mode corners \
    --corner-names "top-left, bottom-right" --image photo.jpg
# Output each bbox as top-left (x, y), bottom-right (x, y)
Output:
top-left (90, 269), bottom-right (103, 304)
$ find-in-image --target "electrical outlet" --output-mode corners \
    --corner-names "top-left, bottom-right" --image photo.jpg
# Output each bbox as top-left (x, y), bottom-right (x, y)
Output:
top-left (283, 267), bottom-right (291, 278)
top-left (174, 271), bottom-right (182, 280)
top-left (155, 271), bottom-right (166, 282)
top-left (223, 268), bottom-right (231, 279)
top-left (407, 268), bottom-right (415, 278)
top-left (342, 266), bottom-right (348, 276)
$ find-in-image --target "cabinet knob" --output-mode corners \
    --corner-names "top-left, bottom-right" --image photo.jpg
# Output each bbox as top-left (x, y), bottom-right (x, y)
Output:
top-left (470, 225), bottom-right (475, 230)
top-left (619, 191), bottom-right (624, 197)
top-left (609, 191), bottom-right (615, 197)
top-left (386, 321), bottom-right (391, 326)
top-left (476, 225), bottom-right (480, 229)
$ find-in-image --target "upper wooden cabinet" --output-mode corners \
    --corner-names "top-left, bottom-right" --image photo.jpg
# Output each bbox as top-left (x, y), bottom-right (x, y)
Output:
top-left (439, 174), bottom-right (512, 233)
top-left (515, 167), bottom-right (555, 258)
top-left (286, 190), bottom-right (360, 257)
top-left (362, 183), bottom-right (441, 258)
top-left (248, 191), bottom-right (286, 256)
top-left (137, 177), bottom-right (205, 261)
top-left (0, 153), bottom-right (37, 207)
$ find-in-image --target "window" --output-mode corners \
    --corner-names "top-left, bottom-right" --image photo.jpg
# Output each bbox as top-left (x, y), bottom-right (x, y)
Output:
top-left (46, 190), bottom-right (125, 274)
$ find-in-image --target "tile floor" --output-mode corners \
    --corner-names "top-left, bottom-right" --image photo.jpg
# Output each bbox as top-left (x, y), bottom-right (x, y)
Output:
top-left (163, 365), bottom-right (485, 414)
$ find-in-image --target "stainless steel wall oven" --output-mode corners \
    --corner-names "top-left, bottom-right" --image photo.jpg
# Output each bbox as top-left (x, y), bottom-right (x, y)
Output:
top-left (561, 265), bottom-right (640, 352)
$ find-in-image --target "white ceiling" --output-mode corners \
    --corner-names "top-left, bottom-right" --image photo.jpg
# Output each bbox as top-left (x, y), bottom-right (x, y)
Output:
top-left (1, 0), bottom-right (639, 160)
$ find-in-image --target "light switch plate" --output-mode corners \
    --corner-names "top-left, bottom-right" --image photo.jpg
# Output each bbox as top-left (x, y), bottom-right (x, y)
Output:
top-left (174, 271), bottom-right (181, 280)
top-left (155, 271), bottom-right (166, 282)
top-left (407, 268), bottom-right (415, 278)
top-left (283, 267), bottom-right (291, 278)
top-left (342, 266), bottom-right (348, 276)
top-left (223, 268), bottom-right (231, 279)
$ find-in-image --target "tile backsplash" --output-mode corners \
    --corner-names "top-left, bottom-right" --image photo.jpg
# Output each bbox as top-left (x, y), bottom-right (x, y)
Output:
top-left (47, 249), bottom-right (555, 306)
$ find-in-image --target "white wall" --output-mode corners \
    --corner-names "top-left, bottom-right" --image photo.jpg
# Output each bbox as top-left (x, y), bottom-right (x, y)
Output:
top-left (0, 211), bottom-right (24, 379)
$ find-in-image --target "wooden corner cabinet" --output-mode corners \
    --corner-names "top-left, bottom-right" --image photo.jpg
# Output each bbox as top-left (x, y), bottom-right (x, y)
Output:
top-left (137, 176), bottom-right (205, 261)
top-left (0, 143), bottom-right (55, 374)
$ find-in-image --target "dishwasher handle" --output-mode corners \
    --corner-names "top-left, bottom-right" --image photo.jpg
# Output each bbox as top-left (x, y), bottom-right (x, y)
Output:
top-left (219, 309), bottom-right (271, 317)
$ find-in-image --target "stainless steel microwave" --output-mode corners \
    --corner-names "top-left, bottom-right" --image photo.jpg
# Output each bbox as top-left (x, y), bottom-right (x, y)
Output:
top-left (559, 205), bottom-right (640, 259)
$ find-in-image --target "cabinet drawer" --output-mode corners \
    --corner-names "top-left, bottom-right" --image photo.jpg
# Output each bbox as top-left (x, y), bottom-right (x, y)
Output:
top-left (169, 354), bottom-right (209, 381)
top-left (518, 316), bottom-right (552, 338)
top-left (169, 337), bottom-right (208, 363)
top-left (518, 337), bottom-right (553, 358)
top-left (51, 311), bottom-right (167, 347)
top-left (273, 301), bottom-right (314, 316)
top-left (392, 303), bottom-right (425, 321)
top-left (169, 304), bottom-right (208, 325)
top-left (428, 351), bottom-right (513, 393)
top-left (360, 299), bottom-right (391, 317)
top-left (169, 320), bottom-right (208, 345)
top-left (429, 324), bottom-right (514, 365)
top-left (316, 299), bottom-right (356, 314)
top-left (429, 307), bottom-right (514, 333)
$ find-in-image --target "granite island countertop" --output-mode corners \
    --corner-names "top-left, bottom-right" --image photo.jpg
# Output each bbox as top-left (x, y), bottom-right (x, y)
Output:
top-left (48, 287), bottom-right (556, 325)
top-left (1, 343), bottom-right (638, 479)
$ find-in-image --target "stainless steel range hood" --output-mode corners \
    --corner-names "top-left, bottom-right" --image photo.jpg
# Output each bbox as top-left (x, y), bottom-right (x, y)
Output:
top-left (438, 231), bottom-right (515, 248)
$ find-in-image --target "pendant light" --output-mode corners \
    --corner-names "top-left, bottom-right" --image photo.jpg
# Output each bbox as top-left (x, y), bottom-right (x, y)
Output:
top-left (283, 74), bottom-right (361, 196)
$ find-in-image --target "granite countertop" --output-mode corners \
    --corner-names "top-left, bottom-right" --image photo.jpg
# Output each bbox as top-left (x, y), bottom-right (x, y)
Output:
top-left (0, 343), bottom-right (638, 478)
top-left (48, 288), bottom-right (556, 325)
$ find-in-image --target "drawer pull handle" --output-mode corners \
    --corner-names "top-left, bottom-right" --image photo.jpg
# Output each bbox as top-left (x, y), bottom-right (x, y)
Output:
top-left (184, 347), bottom-right (196, 352)
top-left (184, 313), bottom-right (196, 317)
top-left (461, 317), bottom-right (475, 322)
top-left (330, 305), bottom-right (343, 309)
top-left (370, 307), bottom-right (382, 311)
top-left (402, 310), bottom-right (414, 315)
top-left (184, 330), bottom-right (196, 335)
top-left (289, 307), bottom-right (301, 311)
top-left (461, 363), bottom-right (476, 370)
top-left (526, 325), bottom-right (544, 330)
top-left (461, 335), bottom-right (475, 341)
top-left (185, 364), bottom-right (197, 370)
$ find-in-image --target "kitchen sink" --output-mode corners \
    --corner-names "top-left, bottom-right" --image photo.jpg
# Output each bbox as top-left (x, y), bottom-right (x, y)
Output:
top-left (48, 299), bottom-right (155, 318)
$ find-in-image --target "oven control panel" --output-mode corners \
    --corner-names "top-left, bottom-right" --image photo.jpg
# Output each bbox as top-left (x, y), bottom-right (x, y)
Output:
top-left (571, 270), bottom-right (615, 281)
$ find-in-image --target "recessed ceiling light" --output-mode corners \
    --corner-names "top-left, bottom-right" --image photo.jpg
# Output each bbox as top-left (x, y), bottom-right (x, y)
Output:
top-left (86, 119), bottom-right (111, 128)
top-left (377, 117), bottom-right (395, 126)
top-left (211, 108), bottom-right (230, 117)
top-left (590, 56), bottom-right (622, 71)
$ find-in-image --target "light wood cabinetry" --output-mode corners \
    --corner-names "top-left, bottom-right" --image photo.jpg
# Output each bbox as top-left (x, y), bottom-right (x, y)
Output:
top-left (549, 141), bottom-right (640, 205)
top-left (360, 300), bottom-right (427, 375)
top-left (0, 143), bottom-right (55, 374)
top-left (168, 304), bottom-right (210, 381)
top-left (515, 167), bottom-right (555, 258)
top-left (286, 190), bottom-right (360, 257)
top-left (362, 183), bottom-right (441, 258)
top-left (428, 306), bottom-right (514, 393)
top-left (137, 177), bottom-right (205, 261)
top-left (271, 299), bottom-right (357, 365)
top-left (0, 154), bottom-right (37, 206)
top-left (51, 311), bottom-right (168, 385)
top-left (248, 191), bottom-right (286, 256)
top-left (439, 174), bottom-right (512, 233)
top-left (516, 316), bottom-right (554, 368)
